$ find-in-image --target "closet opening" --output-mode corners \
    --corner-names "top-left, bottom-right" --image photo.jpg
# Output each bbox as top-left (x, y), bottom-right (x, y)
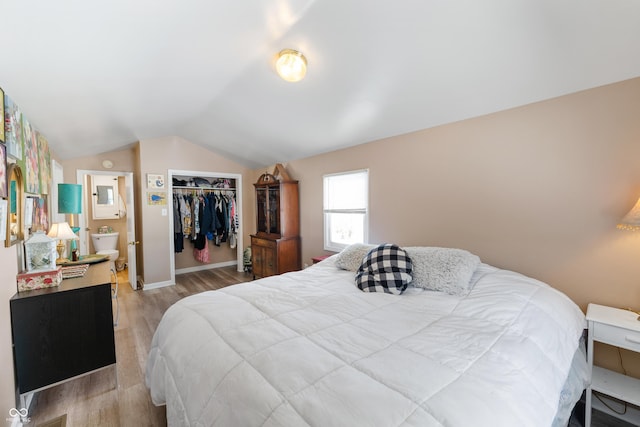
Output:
top-left (168, 170), bottom-right (243, 284)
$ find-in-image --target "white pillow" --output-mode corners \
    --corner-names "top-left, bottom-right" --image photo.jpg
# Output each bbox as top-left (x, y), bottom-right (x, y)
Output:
top-left (334, 243), bottom-right (376, 272)
top-left (404, 247), bottom-right (480, 295)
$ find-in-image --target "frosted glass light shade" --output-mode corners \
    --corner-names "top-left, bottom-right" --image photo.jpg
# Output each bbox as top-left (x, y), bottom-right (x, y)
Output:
top-left (276, 49), bottom-right (307, 82)
top-left (58, 183), bottom-right (82, 214)
top-left (617, 197), bottom-right (640, 231)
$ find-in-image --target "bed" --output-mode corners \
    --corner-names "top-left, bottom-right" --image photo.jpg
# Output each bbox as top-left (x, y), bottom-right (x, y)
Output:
top-left (146, 246), bottom-right (588, 426)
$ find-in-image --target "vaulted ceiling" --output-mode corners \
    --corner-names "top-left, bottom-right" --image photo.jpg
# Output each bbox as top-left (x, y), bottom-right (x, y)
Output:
top-left (2, 0), bottom-right (639, 168)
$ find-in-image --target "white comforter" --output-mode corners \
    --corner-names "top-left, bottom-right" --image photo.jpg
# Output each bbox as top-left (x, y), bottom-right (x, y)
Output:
top-left (146, 259), bottom-right (586, 427)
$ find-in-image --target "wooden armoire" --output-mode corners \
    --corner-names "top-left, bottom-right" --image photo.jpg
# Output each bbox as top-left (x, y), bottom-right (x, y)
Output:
top-left (251, 164), bottom-right (300, 279)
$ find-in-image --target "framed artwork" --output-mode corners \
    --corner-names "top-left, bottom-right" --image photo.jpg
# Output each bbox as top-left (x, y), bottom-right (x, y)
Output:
top-left (24, 196), bottom-right (34, 234)
top-left (147, 173), bottom-right (165, 189)
top-left (33, 195), bottom-right (49, 233)
top-left (6, 163), bottom-right (24, 247)
top-left (21, 116), bottom-right (39, 194)
top-left (4, 95), bottom-right (23, 160)
top-left (0, 143), bottom-right (6, 198)
top-left (147, 191), bottom-right (167, 205)
top-left (0, 87), bottom-right (5, 143)
top-left (37, 132), bottom-right (51, 194)
top-left (0, 199), bottom-right (7, 242)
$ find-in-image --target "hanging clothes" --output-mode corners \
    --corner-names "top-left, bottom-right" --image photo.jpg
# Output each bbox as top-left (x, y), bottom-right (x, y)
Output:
top-left (180, 194), bottom-right (191, 236)
top-left (172, 181), bottom-right (238, 260)
top-left (200, 194), bottom-right (213, 236)
top-left (173, 193), bottom-right (184, 253)
top-left (193, 240), bottom-right (209, 263)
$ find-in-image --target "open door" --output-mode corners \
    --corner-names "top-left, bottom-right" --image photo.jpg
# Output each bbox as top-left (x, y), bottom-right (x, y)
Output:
top-left (124, 172), bottom-right (138, 290)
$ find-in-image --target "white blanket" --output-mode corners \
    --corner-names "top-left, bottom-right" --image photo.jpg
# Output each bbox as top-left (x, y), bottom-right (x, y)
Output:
top-left (146, 259), bottom-right (586, 426)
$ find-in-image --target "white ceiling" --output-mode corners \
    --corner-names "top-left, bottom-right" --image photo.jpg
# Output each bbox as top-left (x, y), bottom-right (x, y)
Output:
top-left (2, 0), bottom-right (639, 169)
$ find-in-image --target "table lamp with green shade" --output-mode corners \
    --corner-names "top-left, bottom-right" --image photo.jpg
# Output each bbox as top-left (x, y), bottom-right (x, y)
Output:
top-left (58, 183), bottom-right (82, 258)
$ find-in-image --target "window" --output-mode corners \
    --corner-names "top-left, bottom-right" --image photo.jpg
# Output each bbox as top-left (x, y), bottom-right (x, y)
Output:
top-left (323, 170), bottom-right (368, 252)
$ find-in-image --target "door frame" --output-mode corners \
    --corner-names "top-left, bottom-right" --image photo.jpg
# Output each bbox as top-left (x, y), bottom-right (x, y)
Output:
top-left (76, 169), bottom-right (137, 290)
top-left (167, 169), bottom-right (243, 286)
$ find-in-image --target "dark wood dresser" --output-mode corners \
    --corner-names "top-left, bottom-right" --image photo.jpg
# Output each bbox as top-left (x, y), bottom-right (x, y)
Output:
top-left (10, 261), bottom-right (116, 406)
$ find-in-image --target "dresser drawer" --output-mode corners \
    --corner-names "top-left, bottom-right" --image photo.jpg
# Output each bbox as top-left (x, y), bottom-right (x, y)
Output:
top-left (251, 237), bottom-right (276, 249)
top-left (592, 321), bottom-right (640, 352)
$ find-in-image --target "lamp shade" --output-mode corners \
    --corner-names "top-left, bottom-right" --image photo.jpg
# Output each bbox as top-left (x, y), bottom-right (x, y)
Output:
top-left (58, 184), bottom-right (82, 214)
top-left (617, 196), bottom-right (640, 231)
top-left (47, 222), bottom-right (79, 241)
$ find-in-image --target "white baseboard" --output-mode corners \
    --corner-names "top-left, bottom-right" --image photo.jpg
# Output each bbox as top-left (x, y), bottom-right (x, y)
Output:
top-left (142, 280), bottom-right (175, 291)
top-left (142, 261), bottom-right (239, 291)
top-left (176, 261), bottom-right (237, 275)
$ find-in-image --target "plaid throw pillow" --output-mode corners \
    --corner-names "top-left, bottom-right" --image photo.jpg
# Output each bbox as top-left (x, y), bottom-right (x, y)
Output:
top-left (355, 244), bottom-right (413, 295)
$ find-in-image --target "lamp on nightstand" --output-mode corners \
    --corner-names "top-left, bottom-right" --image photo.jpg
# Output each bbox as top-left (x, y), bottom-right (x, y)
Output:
top-left (617, 195), bottom-right (640, 321)
top-left (47, 222), bottom-right (79, 263)
top-left (617, 196), bottom-right (640, 231)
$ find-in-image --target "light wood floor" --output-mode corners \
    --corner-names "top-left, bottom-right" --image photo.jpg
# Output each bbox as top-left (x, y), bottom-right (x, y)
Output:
top-left (27, 266), bottom-right (253, 427)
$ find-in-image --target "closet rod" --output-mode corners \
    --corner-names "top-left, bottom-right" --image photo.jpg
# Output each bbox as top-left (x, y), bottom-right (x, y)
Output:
top-left (173, 186), bottom-right (236, 191)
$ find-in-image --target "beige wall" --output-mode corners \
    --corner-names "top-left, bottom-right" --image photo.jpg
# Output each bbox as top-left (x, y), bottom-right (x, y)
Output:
top-left (61, 146), bottom-right (137, 183)
top-left (285, 77), bottom-right (640, 376)
top-left (289, 77), bottom-right (640, 311)
top-left (138, 136), bottom-right (252, 285)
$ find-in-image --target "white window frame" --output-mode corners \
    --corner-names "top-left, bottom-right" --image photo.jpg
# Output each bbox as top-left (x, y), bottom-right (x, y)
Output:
top-left (323, 169), bottom-right (369, 252)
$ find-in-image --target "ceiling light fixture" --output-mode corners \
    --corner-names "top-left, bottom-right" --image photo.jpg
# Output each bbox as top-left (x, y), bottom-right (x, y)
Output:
top-left (276, 49), bottom-right (307, 82)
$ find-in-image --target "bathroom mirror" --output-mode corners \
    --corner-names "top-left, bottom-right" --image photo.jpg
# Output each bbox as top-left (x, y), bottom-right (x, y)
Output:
top-left (92, 175), bottom-right (120, 219)
top-left (96, 185), bottom-right (114, 205)
top-left (5, 163), bottom-right (24, 247)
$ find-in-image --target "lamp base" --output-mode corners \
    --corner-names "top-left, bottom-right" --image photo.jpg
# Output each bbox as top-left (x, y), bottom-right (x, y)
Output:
top-left (55, 241), bottom-right (67, 263)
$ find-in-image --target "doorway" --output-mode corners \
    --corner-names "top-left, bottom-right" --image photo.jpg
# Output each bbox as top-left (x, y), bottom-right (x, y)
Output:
top-left (76, 169), bottom-right (138, 290)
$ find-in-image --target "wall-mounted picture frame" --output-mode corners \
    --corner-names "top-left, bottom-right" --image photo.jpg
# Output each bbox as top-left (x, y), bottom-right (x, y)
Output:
top-left (4, 95), bottom-right (23, 160)
top-left (0, 143), bottom-right (6, 198)
top-left (0, 199), bottom-right (7, 242)
top-left (33, 195), bottom-right (49, 234)
top-left (0, 87), bottom-right (5, 143)
top-left (147, 191), bottom-right (167, 205)
top-left (6, 163), bottom-right (24, 247)
top-left (147, 173), bottom-right (165, 189)
top-left (37, 133), bottom-right (51, 195)
top-left (22, 117), bottom-right (40, 194)
top-left (24, 195), bottom-right (34, 237)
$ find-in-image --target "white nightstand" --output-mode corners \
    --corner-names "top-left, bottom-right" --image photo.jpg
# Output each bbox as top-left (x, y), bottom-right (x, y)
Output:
top-left (585, 303), bottom-right (640, 427)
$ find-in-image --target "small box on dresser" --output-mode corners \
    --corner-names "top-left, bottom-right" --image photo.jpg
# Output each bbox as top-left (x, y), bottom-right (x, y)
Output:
top-left (16, 266), bottom-right (62, 292)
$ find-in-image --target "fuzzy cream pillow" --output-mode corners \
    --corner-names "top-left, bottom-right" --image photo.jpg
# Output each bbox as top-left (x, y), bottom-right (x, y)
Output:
top-left (334, 243), bottom-right (376, 272)
top-left (404, 247), bottom-right (480, 296)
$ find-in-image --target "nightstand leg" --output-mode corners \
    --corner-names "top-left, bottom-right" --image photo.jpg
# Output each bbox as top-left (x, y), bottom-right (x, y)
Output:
top-left (585, 387), bottom-right (592, 427)
top-left (586, 323), bottom-right (594, 427)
